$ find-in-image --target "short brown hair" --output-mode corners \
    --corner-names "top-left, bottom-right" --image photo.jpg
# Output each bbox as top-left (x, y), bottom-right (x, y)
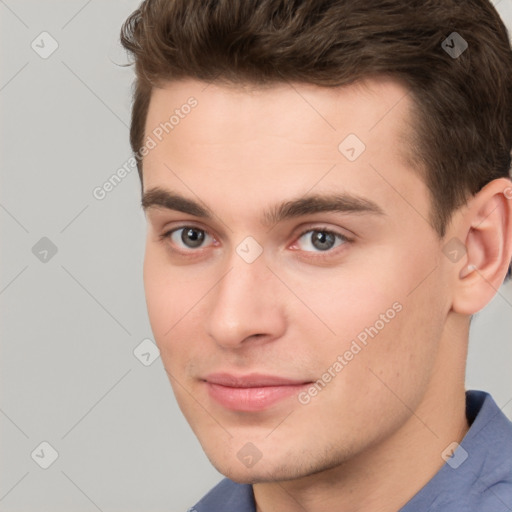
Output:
top-left (120, 1), bottom-right (512, 247)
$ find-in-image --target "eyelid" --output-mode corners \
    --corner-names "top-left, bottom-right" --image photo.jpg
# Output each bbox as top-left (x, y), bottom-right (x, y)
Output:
top-left (295, 225), bottom-right (351, 240)
top-left (159, 220), bottom-right (213, 238)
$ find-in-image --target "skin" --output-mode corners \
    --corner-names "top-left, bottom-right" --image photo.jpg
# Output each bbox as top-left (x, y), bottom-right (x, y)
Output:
top-left (141, 77), bottom-right (512, 512)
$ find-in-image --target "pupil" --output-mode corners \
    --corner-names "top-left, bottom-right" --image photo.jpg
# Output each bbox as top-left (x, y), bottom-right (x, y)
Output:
top-left (182, 228), bottom-right (204, 248)
top-left (312, 231), bottom-right (335, 251)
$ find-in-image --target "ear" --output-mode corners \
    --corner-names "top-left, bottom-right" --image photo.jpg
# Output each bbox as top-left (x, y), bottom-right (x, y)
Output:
top-left (451, 178), bottom-right (512, 315)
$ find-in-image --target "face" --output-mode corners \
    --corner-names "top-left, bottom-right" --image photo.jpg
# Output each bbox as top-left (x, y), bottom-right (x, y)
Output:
top-left (142, 77), bottom-right (452, 483)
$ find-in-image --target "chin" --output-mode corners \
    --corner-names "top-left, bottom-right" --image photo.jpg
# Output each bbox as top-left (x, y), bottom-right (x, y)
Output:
top-left (205, 448), bottom-right (326, 485)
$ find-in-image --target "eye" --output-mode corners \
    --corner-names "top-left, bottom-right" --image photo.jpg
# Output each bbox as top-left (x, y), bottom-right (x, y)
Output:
top-left (162, 226), bottom-right (214, 250)
top-left (294, 228), bottom-right (348, 252)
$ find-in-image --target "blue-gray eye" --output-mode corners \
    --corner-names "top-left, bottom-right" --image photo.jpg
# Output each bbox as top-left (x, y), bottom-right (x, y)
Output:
top-left (296, 229), bottom-right (346, 252)
top-left (169, 227), bottom-right (211, 249)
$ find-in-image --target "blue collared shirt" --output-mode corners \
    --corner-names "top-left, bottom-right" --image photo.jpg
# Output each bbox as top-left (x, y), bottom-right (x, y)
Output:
top-left (189, 390), bottom-right (512, 511)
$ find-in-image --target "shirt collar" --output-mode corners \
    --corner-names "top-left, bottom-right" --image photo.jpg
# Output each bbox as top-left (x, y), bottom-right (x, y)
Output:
top-left (399, 390), bottom-right (512, 510)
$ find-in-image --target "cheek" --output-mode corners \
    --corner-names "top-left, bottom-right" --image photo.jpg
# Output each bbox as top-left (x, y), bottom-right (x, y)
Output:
top-left (143, 246), bottom-right (194, 365)
top-left (142, 246), bottom-right (217, 383)
top-left (296, 251), bottom-right (445, 407)
top-left (281, 264), bottom-right (400, 353)
top-left (143, 244), bottom-right (204, 337)
top-left (143, 249), bottom-right (173, 339)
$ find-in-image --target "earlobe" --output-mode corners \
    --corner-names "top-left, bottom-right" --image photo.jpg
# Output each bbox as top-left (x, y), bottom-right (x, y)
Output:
top-left (451, 178), bottom-right (512, 315)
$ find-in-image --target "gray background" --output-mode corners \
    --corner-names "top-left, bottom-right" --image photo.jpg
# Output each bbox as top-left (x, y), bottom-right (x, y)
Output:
top-left (0, 1), bottom-right (511, 511)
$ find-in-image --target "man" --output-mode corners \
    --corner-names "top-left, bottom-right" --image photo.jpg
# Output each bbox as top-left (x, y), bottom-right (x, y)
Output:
top-left (120, 0), bottom-right (512, 510)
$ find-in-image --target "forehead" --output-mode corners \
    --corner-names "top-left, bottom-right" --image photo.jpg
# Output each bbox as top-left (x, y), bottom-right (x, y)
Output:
top-left (145, 76), bottom-right (414, 155)
top-left (141, 77), bottom-right (427, 227)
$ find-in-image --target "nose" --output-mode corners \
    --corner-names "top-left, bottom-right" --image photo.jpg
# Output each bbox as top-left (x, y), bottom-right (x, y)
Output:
top-left (205, 255), bottom-right (287, 350)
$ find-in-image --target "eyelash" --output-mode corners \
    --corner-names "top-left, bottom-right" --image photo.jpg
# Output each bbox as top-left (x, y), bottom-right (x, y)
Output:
top-left (159, 225), bottom-right (351, 259)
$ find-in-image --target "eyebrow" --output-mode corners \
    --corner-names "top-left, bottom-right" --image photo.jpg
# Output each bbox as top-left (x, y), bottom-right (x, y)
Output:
top-left (141, 186), bottom-right (385, 227)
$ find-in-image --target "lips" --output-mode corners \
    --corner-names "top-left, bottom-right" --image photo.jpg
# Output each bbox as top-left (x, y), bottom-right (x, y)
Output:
top-left (203, 373), bottom-right (312, 412)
